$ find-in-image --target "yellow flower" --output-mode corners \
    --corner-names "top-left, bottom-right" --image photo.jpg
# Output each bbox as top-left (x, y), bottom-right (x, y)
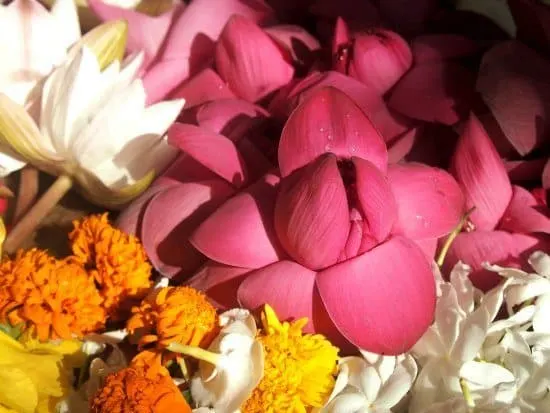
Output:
top-left (127, 286), bottom-right (218, 349)
top-left (0, 249), bottom-right (105, 341)
top-left (89, 366), bottom-right (192, 413)
top-left (69, 213), bottom-right (152, 319)
top-left (0, 331), bottom-right (84, 413)
top-left (241, 305), bottom-right (340, 413)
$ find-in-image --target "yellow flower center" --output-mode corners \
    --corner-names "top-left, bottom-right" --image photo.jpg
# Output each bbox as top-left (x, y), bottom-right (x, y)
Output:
top-left (0, 249), bottom-right (105, 341)
top-left (127, 286), bottom-right (218, 349)
top-left (69, 213), bottom-right (152, 319)
top-left (242, 305), bottom-right (339, 413)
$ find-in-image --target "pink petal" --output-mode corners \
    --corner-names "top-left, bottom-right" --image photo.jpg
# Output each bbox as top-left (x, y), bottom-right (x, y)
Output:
top-left (162, 154), bottom-right (222, 183)
top-left (444, 230), bottom-right (550, 291)
top-left (143, 0), bottom-right (274, 103)
top-left (316, 236), bottom-right (436, 354)
top-left (235, 137), bottom-right (274, 183)
top-left (88, 0), bottom-right (179, 67)
top-left (387, 128), bottom-right (418, 164)
top-left (194, 98), bottom-right (269, 140)
top-left (191, 173), bottom-right (282, 269)
top-left (270, 71), bottom-right (409, 142)
top-left (508, 0), bottom-right (550, 56)
top-left (168, 68), bottom-right (236, 106)
top-left (388, 163), bottom-right (465, 240)
top-left (411, 34), bottom-right (480, 63)
top-left (141, 180), bottom-right (235, 277)
top-left (476, 41), bottom-right (550, 156)
top-left (544, 159), bottom-right (550, 189)
top-left (450, 114), bottom-right (512, 230)
top-left (186, 261), bottom-right (251, 309)
top-left (388, 60), bottom-right (476, 125)
top-left (354, 157), bottom-right (397, 243)
top-left (348, 29), bottom-right (413, 95)
top-left (278, 87), bottom-right (388, 177)
top-left (168, 124), bottom-right (249, 187)
top-left (499, 185), bottom-right (550, 235)
top-left (238, 260), bottom-right (316, 328)
top-left (215, 15), bottom-right (294, 102)
top-left (415, 238), bottom-right (438, 259)
top-left (332, 17), bottom-right (351, 65)
top-left (275, 154), bottom-right (350, 270)
top-left (265, 25), bottom-right (321, 67)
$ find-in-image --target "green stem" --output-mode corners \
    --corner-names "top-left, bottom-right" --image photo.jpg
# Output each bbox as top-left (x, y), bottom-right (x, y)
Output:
top-left (437, 207), bottom-right (476, 267)
top-left (167, 342), bottom-right (220, 366)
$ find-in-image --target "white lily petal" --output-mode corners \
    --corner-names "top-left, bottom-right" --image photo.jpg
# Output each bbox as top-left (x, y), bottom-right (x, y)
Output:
top-left (529, 251), bottom-right (550, 277)
top-left (450, 305), bottom-right (489, 363)
top-left (507, 279), bottom-right (550, 308)
top-left (138, 98), bottom-right (185, 136)
top-left (533, 294), bottom-right (550, 333)
top-left (504, 348), bottom-right (536, 387)
top-left (360, 366), bottom-right (382, 403)
top-left (408, 360), bottom-right (444, 413)
top-left (500, 329), bottom-right (531, 357)
top-left (484, 263), bottom-right (532, 281)
top-left (522, 359), bottom-right (550, 398)
top-left (449, 262), bottom-right (476, 314)
top-left (376, 355), bottom-right (417, 409)
top-left (411, 327), bottom-right (446, 360)
top-left (49, 0), bottom-right (81, 49)
top-left (323, 392), bottom-right (369, 413)
top-left (460, 361), bottom-right (515, 389)
top-left (435, 284), bottom-right (462, 352)
top-left (488, 305), bottom-right (536, 335)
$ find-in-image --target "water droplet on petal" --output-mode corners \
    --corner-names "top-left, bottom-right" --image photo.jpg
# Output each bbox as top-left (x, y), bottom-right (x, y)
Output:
top-left (325, 143), bottom-right (332, 151)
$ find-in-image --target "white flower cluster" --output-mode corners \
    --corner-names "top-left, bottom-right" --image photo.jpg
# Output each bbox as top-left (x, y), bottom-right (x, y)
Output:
top-left (315, 252), bottom-right (550, 413)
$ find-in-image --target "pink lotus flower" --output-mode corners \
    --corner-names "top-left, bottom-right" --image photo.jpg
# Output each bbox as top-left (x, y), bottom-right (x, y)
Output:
top-left (184, 87), bottom-right (465, 354)
top-left (444, 113), bottom-right (550, 291)
top-left (332, 18), bottom-right (413, 96)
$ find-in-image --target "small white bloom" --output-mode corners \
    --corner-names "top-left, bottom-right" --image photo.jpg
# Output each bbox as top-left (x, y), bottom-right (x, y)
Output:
top-left (409, 262), bottom-right (516, 412)
top-left (485, 251), bottom-right (550, 334)
top-left (169, 309), bottom-right (263, 413)
top-left (320, 350), bottom-right (417, 413)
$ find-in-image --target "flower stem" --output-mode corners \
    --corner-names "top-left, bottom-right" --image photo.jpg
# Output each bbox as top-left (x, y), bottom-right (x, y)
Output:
top-left (4, 174), bottom-right (73, 255)
top-left (167, 342), bottom-right (220, 366)
top-left (12, 166), bottom-right (39, 225)
top-left (436, 207), bottom-right (476, 268)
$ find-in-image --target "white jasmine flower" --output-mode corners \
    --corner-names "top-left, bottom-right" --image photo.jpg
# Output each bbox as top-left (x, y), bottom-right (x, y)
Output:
top-left (485, 251), bottom-right (550, 334)
top-left (0, 46), bottom-right (184, 206)
top-left (409, 262), bottom-right (516, 412)
top-left (320, 350), bottom-right (417, 413)
top-left (169, 309), bottom-right (264, 413)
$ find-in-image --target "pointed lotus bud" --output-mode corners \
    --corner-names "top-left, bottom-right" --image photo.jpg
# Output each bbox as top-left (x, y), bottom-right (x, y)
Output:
top-left (74, 20), bottom-right (129, 70)
top-left (332, 27), bottom-right (413, 96)
top-left (216, 15), bottom-right (294, 102)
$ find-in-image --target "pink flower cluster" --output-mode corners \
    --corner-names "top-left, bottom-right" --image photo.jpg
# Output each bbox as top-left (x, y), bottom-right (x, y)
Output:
top-left (98, 0), bottom-right (550, 354)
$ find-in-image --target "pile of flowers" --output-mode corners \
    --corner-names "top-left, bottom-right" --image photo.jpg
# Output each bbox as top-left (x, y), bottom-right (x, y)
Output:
top-left (0, 0), bottom-right (550, 411)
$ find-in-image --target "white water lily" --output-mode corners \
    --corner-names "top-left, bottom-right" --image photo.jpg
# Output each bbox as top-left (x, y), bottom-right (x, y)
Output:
top-left (320, 350), bottom-right (417, 413)
top-left (0, 45), bottom-right (184, 207)
top-left (409, 262), bottom-right (516, 412)
top-left (486, 251), bottom-right (550, 334)
top-left (169, 309), bottom-right (264, 413)
top-left (0, 0), bottom-right (80, 108)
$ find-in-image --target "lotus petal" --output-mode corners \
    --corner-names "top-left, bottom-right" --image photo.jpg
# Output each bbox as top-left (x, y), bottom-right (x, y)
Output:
top-left (270, 71), bottom-right (408, 142)
top-left (141, 180), bottom-right (234, 277)
top-left (444, 230), bottom-right (549, 291)
top-left (332, 17), bottom-right (351, 65)
top-left (388, 163), bottom-right (465, 240)
top-left (411, 34), bottom-right (480, 63)
top-left (387, 128), bottom-right (418, 163)
top-left (499, 186), bottom-right (550, 235)
top-left (215, 15), bottom-right (294, 102)
top-left (354, 157), bottom-right (397, 243)
top-left (186, 261), bottom-right (251, 308)
top-left (415, 238), bottom-right (438, 259)
top-left (278, 87), bottom-right (388, 177)
top-left (265, 25), bottom-right (321, 68)
top-left (168, 68), bottom-right (236, 106)
top-left (349, 29), bottom-right (413, 95)
top-left (450, 114), bottom-right (512, 230)
top-left (316, 236), bottom-right (436, 354)
top-left (194, 98), bottom-right (268, 140)
top-left (191, 173), bottom-right (282, 269)
top-left (275, 154), bottom-right (350, 270)
top-left (142, 0), bottom-right (274, 103)
top-left (476, 41), bottom-right (550, 156)
top-left (168, 124), bottom-right (248, 187)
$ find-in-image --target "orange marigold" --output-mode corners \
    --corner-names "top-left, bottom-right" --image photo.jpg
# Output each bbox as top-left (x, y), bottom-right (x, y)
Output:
top-left (89, 367), bottom-right (192, 413)
top-left (0, 249), bottom-right (105, 341)
top-left (69, 213), bottom-right (152, 319)
top-left (127, 286), bottom-right (218, 349)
